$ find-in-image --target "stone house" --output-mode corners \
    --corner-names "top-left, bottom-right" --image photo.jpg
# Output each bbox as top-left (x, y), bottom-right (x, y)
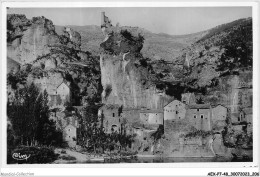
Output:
top-left (231, 113), bottom-right (240, 124)
top-left (164, 100), bottom-right (186, 120)
top-left (51, 109), bottom-right (79, 147)
top-left (240, 108), bottom-right (252, 123)
top-left (139, 109), bottom-right (163, 125)
top-left (56, 82), bottom-right (71, 103)
top-left (99, 104), bottom-right (122, 134)
top-left (121, 108), bottom-right (141, 122)
top-left (63, 116), bottom-right (79, 147)
top-left (48, 81), bottom-right (71, 108)
top-left (186, 104), bottom-right (212, 131)
top-left (181, 93), bottom-right (196, 105)
top-left (211, 105), bottom-right (227, 124)
top-left (64, 124), bottom-right (77, 147)
top-left (231, 108), bottom-right (251, 124)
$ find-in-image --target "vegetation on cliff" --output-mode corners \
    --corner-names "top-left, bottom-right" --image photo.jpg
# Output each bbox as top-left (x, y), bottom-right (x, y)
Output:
top-left (7, 14), bottom-right (102, 106)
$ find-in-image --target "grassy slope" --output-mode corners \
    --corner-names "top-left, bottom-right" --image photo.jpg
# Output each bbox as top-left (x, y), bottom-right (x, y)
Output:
top-left (55, 25), bottom-right (208, 61)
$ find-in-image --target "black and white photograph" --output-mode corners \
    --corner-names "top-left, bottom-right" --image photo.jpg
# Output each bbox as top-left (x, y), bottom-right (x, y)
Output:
top-left (1, 1), bottom-right (259, 176)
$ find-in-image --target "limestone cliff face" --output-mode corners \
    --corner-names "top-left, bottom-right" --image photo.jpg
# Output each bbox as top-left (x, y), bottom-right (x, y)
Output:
top-left (7, 15), bottom-right (60, 65)
top-left (100, 29), bottom-right (172, 109)
top-left (7, 14), bottom-right (102, 106)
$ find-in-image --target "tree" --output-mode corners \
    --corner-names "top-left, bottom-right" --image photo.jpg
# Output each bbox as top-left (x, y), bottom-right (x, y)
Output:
top-left (7, 84), bottom-right (63, 146)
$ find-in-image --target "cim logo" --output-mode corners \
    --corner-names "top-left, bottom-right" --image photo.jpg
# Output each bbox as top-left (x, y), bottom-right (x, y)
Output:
top-left (12, 153), bottom-right (31, 161)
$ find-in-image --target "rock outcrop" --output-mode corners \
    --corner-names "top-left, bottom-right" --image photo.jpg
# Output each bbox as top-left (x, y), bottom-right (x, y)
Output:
top-left (100, 26), bottom-right (172, 109)
top-left (7, 14), bottom-right (102, 106)
top-left (7, 15), bottom-right (60, 65)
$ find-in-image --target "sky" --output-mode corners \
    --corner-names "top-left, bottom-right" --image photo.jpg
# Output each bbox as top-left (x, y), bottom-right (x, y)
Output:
top-left (7, 7), bottom-right (252, 35)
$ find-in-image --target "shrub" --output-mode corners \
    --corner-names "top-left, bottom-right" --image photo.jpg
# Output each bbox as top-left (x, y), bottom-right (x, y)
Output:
top-left (184, 130), bottom-right (212, 139)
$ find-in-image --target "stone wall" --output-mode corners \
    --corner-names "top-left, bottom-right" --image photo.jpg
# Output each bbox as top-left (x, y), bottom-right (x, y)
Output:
top-left (140, 111), bottom-right (163, 125)
top-left (63, 124), bottom-right (77, 147)
top-left (164, 100), bottom-right (186, 120)
top-left (100, 105), bottom-right (122, 133)
top-left (186, 108), bottom-right (211, 131)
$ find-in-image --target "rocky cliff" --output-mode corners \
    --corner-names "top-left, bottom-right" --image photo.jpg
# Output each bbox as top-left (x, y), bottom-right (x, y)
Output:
top-left (7, 14), bottom-right (102, 106)
top-left (99, 28), bottom-right (173, 109)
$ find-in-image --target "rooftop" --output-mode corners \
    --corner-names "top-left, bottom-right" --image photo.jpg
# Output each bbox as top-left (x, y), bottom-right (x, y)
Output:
top-left (188, 104), bottom-right (211, 109)
top-left (122, 107), bottom-right (141, 111)
top-left (140, 109), bottom-right (163, 113)
top-left (99, 104), bottom-right (122, 110)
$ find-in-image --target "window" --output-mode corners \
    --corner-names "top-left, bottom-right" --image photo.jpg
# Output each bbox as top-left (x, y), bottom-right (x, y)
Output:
top-left (176, 111), bottom-right (178, 114)
top-left (112, 113), bottom-right (115, 117)
top-left (200, 114), bottom-right (204, 119)
top-left (197, 109), bottom-right (199, 112)
top-left (194, 115), bottom-right (197, 119)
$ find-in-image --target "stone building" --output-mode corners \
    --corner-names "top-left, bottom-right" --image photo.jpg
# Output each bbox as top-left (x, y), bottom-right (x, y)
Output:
top-left (121, 108), bottom-right (141, 122)
top-left (212, 105), bottom-right (227, 123)
top-left (139, 109), bottom-right (163, 125)
top-left (186, 104), bottom-right (212, 131)
top-left (240, 107), bottom-right (252, 123)
top-left (231, 113), bottom-right (240, 124)
top-left (164, 100), bottom-right (186, 120)
top-left (50, 109), bottom-right (79, 147)
top-left (63, 116), bottom-right (79, 147)
top-left (99, 104), bottom-right (122, 134)
top-left (64, 124), bottom-right (77, 147)
top-left (231, 107), bottom-right (252, 124)
top-left (48, 81), bottom-right (71, 108)
top-left (181, 93), bottom-right (196, 105)
top-left (56, 82), bottom-right (71, 103)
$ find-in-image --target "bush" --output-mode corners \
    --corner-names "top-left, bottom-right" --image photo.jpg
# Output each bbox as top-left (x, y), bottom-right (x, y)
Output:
top-left (184, 130), bottom-right (212, 139)
top-left (8, 146), bottom-right (58, 164)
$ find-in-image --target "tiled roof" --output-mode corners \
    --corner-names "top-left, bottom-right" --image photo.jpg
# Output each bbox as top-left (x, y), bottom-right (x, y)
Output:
top-left (140, 109), bottom-right (163, 113)
top-left (164, 99), bottom-right (184, 108)
top-left (122, 107), bottom-right (140, 111)
top-left (188, 104), bottom-right (211, 109)
top-left (57, 81), bottom-right (70, 89)
top-left (99, 104), bottom-right (122, 110)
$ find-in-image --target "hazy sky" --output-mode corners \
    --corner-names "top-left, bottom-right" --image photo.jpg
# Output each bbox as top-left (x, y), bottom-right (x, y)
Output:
top-left (7, 7), bottom-right (252, 35)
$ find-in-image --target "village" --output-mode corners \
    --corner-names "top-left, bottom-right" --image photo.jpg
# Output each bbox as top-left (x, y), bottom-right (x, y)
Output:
top-left (6, 11), bottom-right (253, 163)
top-left (37, 12), bottom-right (253, 157)
top-left (44, 75), bottom-right (252, 157)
